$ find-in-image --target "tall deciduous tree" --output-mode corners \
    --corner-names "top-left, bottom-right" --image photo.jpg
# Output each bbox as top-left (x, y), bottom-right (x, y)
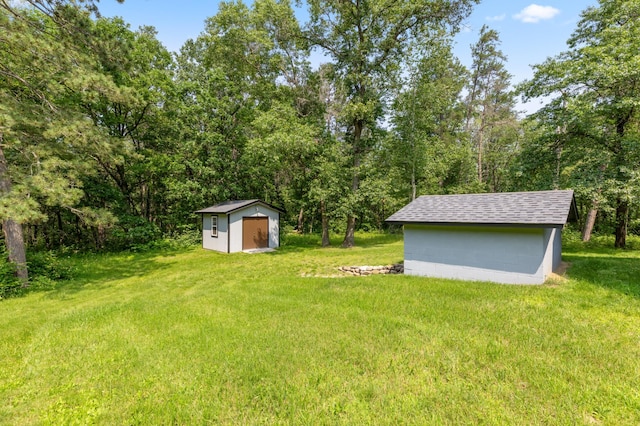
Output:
top-left (520, 0), bottom-right (640, 248)
top-left (389, 36), bottom-right (469, 201)
top-left (173, 0), bottom-right (299, 211)
top-left (304, 0), bottom-right (478, 247)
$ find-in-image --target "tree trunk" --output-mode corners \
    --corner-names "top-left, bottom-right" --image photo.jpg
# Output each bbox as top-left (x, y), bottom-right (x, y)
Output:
top-left (141, 182), bottom-right (150, 221)
top-left (321, 200), bottom-right (330, 247)
top-left (2, 219), bottom-right (28, 285)
top-left (342, 189), bottom-right (357, 248)
top-left (342, 119), bottom-right (363, 248)
top-left (0, 140), bottom-right (29, 285)
top-left (411, 167), bottom-right (417, 201)
top-left (57, 209), bottom-right (64, 247)
top-left (613, 115), bottom-right (630, 249)
top-left (342, 216), bottom-right (356, 248)
top-left (614, 198), bottom-right (628, 248)
top-left (96, 224), bottom-right (106, 250)
top-left (477, 130), bottom-right (483, 184)
top-left (581, 205), bottom-right (598, 242)
top-left (553, 145), bottom-right (562, 190)
top-left (297, 207), bottom-right (304, 234)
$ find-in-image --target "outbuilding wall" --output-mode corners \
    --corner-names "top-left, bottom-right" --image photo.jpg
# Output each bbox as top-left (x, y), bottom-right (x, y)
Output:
top-left (228, 204), bottom-right (280, 253)
top-left (404, 224), bottom-right (556, 284)
top-left (201, 213), bottom-right (229, 252)
top-left (552, 227), bottom-right (563, 271)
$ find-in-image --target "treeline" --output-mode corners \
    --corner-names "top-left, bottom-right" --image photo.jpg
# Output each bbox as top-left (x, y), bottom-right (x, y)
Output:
top-left (1, 0), bottom-right (639, 284)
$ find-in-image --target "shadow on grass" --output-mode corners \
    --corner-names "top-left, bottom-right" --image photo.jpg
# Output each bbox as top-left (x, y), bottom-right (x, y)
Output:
top-left (563, 251), bottom-right (640, 298)
top-left (43, 248), bottom-right (185, 297)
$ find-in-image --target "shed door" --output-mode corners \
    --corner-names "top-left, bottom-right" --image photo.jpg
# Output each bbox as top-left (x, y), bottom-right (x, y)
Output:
top-left (242, 217), bottom-right (269, 250)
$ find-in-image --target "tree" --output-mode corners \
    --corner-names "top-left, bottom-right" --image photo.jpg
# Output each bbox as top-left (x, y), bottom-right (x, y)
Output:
top-left (243, 102), bottom-right (318, 213)
top-left (520, 0), bottom-right (640, 248)
top-left (304, 0), bottom-right (478, 247)
top-left (173, 0), bottom-right (301, 212)
top-left (308, 64), bottom-right (350, 245)
top-left (388, 35), bottom-right (469, 201)
top-left (0, 1), bottom-right (147, 280)
top-left (1, 2), bottom-right (102, 282)
top-left (464, 25), bottom-right (518, 191)
top-left (72, 18), bottom-right (176, 247)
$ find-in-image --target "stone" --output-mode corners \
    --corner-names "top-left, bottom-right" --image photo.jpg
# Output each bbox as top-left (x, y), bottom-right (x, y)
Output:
top-left (337, 263), bottom-right (404, 276)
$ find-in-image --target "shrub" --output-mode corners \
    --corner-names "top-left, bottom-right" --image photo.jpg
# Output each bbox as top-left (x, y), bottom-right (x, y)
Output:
top-left (1, 249), bottom-right (75, 300)
top-left (0, 250), bottom-right (20, 300)
top-left (108, 216), bottom-right (162, 250)
top-left (27, 250), bottom-right (75, 281)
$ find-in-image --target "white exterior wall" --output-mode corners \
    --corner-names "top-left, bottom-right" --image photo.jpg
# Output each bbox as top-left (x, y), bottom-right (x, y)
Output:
top-left (201, 213), bottom-right (229, 252)
top-left (542, 228), bottom-right (554, 278)
top-left (228, 204), bottom-right (280, 253)
top-left (552, 227), bottom-right (563, 271)
top-left (404, 224), bottom-right (557, 285)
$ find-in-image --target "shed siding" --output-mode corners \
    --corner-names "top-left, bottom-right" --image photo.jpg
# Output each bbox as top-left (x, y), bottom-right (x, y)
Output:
top-left (404, 225), bottom-right (547, 284)
top-left (542, 228), bottom-right (553, 277)
top-left (201, 213), bottom-right (229, 252)
top-left (552, 227), bottom-right (562, 271)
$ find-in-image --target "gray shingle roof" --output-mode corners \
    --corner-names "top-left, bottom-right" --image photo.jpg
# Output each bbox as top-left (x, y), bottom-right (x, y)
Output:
top-left (195, 199), bottom-right (284, 214)
top-left (386, 190), bottom-right (575, 226)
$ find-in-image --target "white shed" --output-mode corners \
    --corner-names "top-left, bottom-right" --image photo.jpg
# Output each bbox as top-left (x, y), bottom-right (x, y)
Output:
top-left (195, 200), bottom-right (283, 253)
top-left (386, 190), bottom-right (576, 284)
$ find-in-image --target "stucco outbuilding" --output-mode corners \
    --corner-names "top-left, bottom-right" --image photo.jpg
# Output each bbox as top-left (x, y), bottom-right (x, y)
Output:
top-left (195, 200), bottom-right (283, 253)
top-left (386, 190), bottom-right (576, 284)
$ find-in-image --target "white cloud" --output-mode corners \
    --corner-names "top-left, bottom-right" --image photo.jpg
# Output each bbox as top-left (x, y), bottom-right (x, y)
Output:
top-left (486, 14), bottom-right (506, 22)
top-left (513, 4), bottom-right (560, 23)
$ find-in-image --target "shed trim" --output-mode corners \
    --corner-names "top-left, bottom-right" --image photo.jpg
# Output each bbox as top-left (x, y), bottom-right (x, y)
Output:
top-left (195, 199), bottom-right (285, 215)
top-left (227, 215), bottom-right (230, 253)
top-left (385, 221), bottom-right (565, 228)
top-left (210, 215), bottom-right (218, 237)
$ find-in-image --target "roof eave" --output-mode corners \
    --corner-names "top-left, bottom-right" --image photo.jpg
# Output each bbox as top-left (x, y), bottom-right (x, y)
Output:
top-left (194, 199), bottom-right (285, 215)
top-left (385, 221), bottom-right (566, 228)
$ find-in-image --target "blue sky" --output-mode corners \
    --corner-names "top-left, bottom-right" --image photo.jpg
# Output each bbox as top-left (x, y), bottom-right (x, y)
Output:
top-left (98, 0), bottom-right (598, 113)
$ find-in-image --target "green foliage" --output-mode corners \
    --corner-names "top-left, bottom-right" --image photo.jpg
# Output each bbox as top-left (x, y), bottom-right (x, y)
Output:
top-left (519, 0), bottom-right (640, 246)
top-left (127, 226), bottom-right (201, 252)
top-left (171, 0), bottom-right (306, 221)
top-left (465, 25), bottom-right (519, 191)
top-left (108, 215), bottom-right (162, 250)
top-left (0, 247), bottom-right (20, 299)
top-left (0, 247), bottom-right (75, 300)
top-left (305, 0), bottom-right (480, 245)
top-left (26, 250), bottom-right (74, 281)
top-left (387, 35), bottom-right (472, 200)
top-left (22, 250), bottom-right (75, 294)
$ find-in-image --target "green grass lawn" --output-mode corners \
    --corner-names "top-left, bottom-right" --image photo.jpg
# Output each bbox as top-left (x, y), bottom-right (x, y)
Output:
top-left (1, 232), bottom-right (639, 424)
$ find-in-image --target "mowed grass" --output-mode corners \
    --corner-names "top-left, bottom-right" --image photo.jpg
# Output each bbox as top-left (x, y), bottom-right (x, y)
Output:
top-left (1, 233), bottom-right (639, 424)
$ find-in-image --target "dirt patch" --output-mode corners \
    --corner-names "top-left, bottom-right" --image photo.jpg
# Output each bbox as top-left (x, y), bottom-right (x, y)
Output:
top-left (555, 261), bottom-right (570, 276)
top-left (545, 261), bottom-right (571, 285)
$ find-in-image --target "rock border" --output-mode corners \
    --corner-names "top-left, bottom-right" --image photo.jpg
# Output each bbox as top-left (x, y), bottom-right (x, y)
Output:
top-left (338, 263), bottom-right (404, 276)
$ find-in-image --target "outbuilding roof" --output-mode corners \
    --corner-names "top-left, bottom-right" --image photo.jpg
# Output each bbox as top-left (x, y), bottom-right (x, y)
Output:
top-left (195, 199), bottom-right (284, 215)
top-left (386, 190), bottom-right (575, 226)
